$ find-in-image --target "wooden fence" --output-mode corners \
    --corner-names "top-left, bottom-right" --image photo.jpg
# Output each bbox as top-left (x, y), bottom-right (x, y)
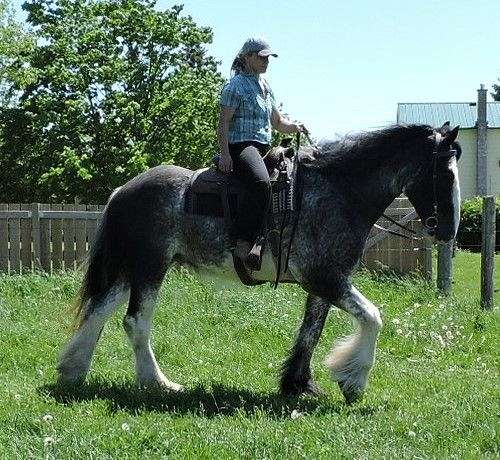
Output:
top-left (0, 203), bottom-right (105, 273)
top-left (0, 197), bottom-right (431, 277)
top-left (362, 196), bottom-right (432, 278)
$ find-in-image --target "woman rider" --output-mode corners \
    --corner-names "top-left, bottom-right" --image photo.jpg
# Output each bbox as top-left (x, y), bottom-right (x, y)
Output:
top-left (217, 37), bottom-right (307, 270)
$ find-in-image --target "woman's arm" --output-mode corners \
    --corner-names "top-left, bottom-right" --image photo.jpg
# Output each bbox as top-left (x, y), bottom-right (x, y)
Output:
top-left (217, 106), bottom-right (237, 173)
top-left (271, 107), bottom-right (307, 134)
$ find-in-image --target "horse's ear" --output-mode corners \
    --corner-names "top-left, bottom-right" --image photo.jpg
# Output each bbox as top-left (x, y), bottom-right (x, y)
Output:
top-left (439, 121), bottom-right (451, 133)
top-left (446, 125), bottom-right (459, 143)
top-left (438, 125), bottom-right (460, 149)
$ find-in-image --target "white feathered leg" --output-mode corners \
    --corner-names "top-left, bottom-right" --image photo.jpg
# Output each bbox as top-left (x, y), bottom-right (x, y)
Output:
top-left (58, 285), bottom-right (129, 383)
top-left (325, 286), bottom-right (382, 403)
top-left (123, 287), bottom-right (182, 391)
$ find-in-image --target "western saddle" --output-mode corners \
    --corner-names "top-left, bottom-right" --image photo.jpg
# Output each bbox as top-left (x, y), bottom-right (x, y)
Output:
top-left (184, 138), bottom-right (301, 286)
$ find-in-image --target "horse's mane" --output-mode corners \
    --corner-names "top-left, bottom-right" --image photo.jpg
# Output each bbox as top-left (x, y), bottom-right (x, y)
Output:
top-left (300, 124), bottom-right (434, 170)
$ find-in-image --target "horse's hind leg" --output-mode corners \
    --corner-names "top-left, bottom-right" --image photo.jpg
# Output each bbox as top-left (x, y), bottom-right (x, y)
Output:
top-left (325, 286), bottom-right (382, 404)
top-left (281, 294), bottom-right (330, 396)
top-left (58, 284), bottom-right (129, 383)
top-left (123, 281), bottom-right (182, 391)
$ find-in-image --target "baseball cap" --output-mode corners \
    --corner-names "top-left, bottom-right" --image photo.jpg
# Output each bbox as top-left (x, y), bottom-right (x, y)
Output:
top-left (239, 38), bottom-right (278, 57)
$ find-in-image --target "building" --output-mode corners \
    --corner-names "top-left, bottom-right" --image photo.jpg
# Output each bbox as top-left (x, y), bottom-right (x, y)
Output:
top-left (397, 85), bottom-right (500, 199)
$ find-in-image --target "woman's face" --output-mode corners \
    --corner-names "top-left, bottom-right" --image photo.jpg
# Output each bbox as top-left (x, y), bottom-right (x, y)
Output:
top-left (244, 53), bottom-right (269, 74)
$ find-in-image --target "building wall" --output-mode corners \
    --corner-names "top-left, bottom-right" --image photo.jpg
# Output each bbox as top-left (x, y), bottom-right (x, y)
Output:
top-left (456, 129), bottom-right (477, 199)
top-left (487, 128), bottom-right (500, 196)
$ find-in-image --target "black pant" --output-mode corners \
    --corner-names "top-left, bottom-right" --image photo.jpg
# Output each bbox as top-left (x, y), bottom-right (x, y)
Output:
top-left (229, 141), bottom-right (271, 242)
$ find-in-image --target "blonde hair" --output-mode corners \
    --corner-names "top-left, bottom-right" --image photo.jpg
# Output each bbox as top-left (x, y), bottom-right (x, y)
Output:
top-left (230, 54), bottom-right (247, 76)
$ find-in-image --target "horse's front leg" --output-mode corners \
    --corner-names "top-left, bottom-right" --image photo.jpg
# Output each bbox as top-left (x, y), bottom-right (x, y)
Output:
top-left (326, 285), bottom-right (382, 403)
top-left (281, 294), bottom-right (330, 396)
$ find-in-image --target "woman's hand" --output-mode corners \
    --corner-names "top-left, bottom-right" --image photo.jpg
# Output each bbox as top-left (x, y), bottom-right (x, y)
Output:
top-left (218, 153), bottom-right (233, 174)
top-left (294, 123), bottom-right (309, 134)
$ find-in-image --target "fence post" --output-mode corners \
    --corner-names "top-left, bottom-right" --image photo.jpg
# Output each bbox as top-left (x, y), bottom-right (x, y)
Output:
top-left (437, 240), bottom-right (453, 294)
top-left (31, 203), bottom-right (41, 270)
top-left (481, 196), bottom-right (496, 310)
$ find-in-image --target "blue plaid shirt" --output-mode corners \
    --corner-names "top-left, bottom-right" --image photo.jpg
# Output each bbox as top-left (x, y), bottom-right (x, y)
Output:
top-left (220, 73), bottom-right (277, 144)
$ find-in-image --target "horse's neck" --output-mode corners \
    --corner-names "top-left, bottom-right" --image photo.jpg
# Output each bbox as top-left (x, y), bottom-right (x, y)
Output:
top-left (308, 156), bottom-right (419, 228)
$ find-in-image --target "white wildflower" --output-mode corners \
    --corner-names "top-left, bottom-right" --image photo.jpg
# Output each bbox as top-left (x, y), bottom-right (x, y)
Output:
top-left (121, 423), bottom-right (130, 431)
top-left (42, 414), bottom-right (53, 423)
top-left (43, 436), bottom-right (55, 446)
top-left (291, 409), bottom-right (303, 420)
top-left (407, 430), bottom-right (416, 437)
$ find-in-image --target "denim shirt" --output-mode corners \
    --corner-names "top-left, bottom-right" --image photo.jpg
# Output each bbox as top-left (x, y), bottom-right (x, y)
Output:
top-left (220, 73), bottom-right (277, 144)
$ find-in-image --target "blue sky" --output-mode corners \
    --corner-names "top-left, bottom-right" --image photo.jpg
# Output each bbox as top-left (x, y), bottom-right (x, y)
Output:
top-left (11, 0), bottom-right (500, 139)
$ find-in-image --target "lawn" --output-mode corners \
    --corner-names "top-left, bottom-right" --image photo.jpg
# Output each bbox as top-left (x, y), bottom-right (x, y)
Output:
top-left (0, 250), bottom-right (498, 459)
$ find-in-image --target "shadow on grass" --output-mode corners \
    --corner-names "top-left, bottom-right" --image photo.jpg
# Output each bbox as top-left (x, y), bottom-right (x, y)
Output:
top-left (39, 379), bottom-right (381, 419)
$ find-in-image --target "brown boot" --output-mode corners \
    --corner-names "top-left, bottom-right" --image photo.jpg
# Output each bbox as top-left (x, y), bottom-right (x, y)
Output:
top-left (234, 240), bottom-right (253, 262)
top-left (234, 239), bottom-right (262, 272)
top-left (246, 237), bottom-right (264, 271)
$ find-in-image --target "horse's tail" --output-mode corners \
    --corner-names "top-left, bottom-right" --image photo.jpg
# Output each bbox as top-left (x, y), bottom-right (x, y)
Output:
top-left (72, 195), bottom-right (125, 329)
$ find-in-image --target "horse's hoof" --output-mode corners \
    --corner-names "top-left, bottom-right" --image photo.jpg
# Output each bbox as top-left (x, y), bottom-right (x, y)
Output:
top-left (281, 379), bottom-right (325, 397)
top-left (56, 366), bottom-right (88, 386)
top-left (138, 378), bottom-right (184, 392)
top-left (338, 381), bottom-right (363, 404)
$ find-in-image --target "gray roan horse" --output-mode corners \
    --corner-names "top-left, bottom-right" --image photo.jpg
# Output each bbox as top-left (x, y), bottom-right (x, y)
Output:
top-left (58, 122), bottom-right (461, 403)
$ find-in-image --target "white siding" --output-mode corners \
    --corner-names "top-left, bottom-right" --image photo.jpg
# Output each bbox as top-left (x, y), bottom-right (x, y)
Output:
top-left (487, 128), bottom-right (500, 196)
top-left (456, 130), bottom-right (477, 199)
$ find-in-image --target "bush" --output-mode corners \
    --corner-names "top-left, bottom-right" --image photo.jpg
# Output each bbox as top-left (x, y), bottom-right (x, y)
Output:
top-left (456, 196), bottom-right (500, 252)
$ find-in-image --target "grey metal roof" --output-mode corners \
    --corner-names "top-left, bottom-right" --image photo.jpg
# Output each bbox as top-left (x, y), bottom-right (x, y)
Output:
top-left (397, 102), bottom-right (500, 128)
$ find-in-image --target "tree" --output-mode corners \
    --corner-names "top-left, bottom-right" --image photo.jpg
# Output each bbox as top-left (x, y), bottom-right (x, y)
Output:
top-left (492, 79), bottom-right (500, 101)
top-left (0, 0), bottom-right (36, 106)
top-left (0, 0), bottom-right (223, 203)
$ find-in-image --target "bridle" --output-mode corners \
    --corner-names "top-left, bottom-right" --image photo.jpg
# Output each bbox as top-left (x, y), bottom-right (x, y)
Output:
top-left (423, 132), bottom-right (458, 233)
top-left (372, 131), bottom-right (458, 240)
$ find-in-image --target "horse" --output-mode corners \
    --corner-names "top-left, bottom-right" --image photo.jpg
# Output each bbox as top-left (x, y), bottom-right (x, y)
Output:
top-left (57, 122), bottom-right (461, 403)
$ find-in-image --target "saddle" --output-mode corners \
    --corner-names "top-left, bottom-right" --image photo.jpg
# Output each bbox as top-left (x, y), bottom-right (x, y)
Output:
top-left (184, 138), bottom-right (301, 286)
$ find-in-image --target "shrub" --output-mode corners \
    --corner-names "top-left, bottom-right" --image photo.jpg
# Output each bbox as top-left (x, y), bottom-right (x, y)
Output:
top-left (456, 196), bottom-right (500, 252)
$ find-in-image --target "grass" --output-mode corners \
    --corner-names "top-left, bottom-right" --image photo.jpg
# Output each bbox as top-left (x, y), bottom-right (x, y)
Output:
top-left (0, 250), bottom-right (498, 459)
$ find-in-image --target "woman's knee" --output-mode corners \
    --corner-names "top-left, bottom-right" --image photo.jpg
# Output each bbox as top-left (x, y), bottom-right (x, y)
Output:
top-left (255, 177), bottom-right (271, 194)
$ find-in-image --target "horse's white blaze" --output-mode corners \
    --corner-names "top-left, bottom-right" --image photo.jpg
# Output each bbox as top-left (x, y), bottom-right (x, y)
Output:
top-left (450, 157), bottom-right (461, 237)
top-left (123, 293), bottom-right (182, 391)
top-left (325, 286), bottom-right (382, 396)
top-left (58, 285), bottom-right (128, 382)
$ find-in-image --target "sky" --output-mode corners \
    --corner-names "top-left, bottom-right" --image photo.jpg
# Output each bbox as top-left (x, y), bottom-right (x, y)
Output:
top-left (11, 0), bottom-right (500, 139)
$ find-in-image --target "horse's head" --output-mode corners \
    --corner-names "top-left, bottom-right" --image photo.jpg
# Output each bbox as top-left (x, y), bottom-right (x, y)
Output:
top-left (404, 122), bottom-right (461, 243)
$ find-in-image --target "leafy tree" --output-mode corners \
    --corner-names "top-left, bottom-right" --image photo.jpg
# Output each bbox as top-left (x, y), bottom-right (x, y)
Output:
top-left (492, 79), bottom-right (500, 101)
top-left (0, 0), bottom-right (36, 106)
top-left (0, 0), bottom-right (223, 203)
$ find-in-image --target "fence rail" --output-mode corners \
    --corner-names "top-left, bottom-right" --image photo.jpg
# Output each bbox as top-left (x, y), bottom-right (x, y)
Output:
top-left (0, 203), bottom-right (105, 273)
top-left (1, 197), bottom-right (431, 277)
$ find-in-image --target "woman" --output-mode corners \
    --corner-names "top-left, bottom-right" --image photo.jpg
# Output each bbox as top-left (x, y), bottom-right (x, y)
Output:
top-left (217, 37), bottom-right (307, 270)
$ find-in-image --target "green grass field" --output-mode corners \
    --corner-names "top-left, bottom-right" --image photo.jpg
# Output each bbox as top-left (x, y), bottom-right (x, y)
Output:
top-left (0, 250), bottom-right (498, 459)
